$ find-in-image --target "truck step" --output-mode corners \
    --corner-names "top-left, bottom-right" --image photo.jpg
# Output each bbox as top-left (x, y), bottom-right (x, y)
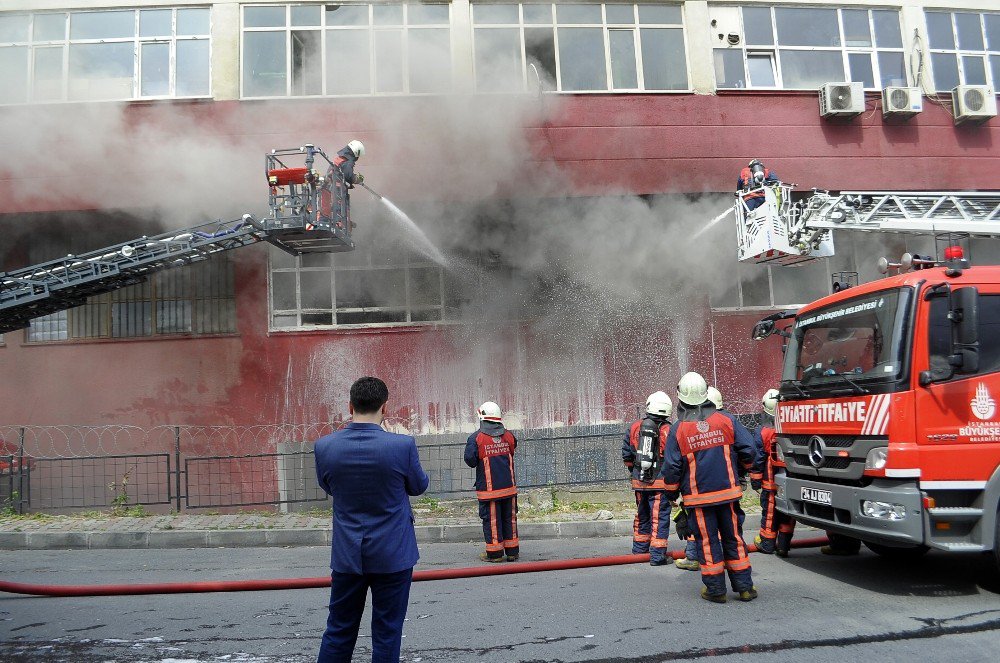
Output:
top-left (933, 541), bottom-right (984, 552)
top-left (927, 507), bottom-right (983, 521)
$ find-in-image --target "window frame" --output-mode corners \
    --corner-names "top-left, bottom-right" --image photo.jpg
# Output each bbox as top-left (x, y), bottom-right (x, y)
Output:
top-left (925, 10), bottom-right (1000, 93)
top-left (239, 3), bottom-right (453, 99)
top-left (714, 5), bottom-right (907, 91)
top-left (268, 246), bottom-right (460, 330)
top-left (470, 2), bottom-right (691, 94)
top-left (0, 7), bottom-right (212, 105)
top-left (23, 254), bottom-right (236, 344)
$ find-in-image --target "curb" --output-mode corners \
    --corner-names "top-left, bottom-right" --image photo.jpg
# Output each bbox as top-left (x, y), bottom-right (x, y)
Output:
top-left (0, 519), bottom-right (633, 551)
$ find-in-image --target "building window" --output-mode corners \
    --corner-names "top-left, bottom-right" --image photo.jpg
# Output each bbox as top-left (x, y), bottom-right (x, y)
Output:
top-left (715, 6), bottom-right (905, 90)
top-left (269, 244), bottom-right (466, 329)
top-left (25, 255), bottom-right (235, 342)
top-left (926, 11), bottom-right (1000, 92)
top-left (472, 3), bottom-right (688, 93)
top-left (241, 3), bottom-right (452, 97)
top-left (0, 8), bottom-right (211, 104)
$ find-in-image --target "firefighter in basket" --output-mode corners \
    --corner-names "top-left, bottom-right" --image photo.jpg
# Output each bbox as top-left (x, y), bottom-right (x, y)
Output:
top-left (622, 391), bottom-right (674, 566)
top-left (318, 140), bottom-right (366, 234)
top-left (737, 159), bottom-right (780, 212)
top-left (464, 401), bottom-right (520, 563)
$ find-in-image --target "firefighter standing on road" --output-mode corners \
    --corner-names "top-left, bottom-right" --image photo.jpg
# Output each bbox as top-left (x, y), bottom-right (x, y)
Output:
top-left (660, 372), bottom-right (759, 603)
top-left (752, 389), bottom-right (797, 556)
top-left (622, 392), bottom-right (674, 566)
top-left (464, 401), bottom-right (519, 563)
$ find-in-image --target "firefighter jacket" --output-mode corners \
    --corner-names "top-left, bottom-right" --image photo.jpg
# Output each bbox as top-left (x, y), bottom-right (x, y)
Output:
top-left (737, 167), bottom-right (779, 197)
top-left (659, 404), bottom-right (757, 508)
top-left (334, 146), bottom-right (359, 186)
top-left (751, 414), bottom-right (778, 490)
top-left (464, 423), bottom-right (518, 501)
top-left (621, 416), bottom-right (671, 490)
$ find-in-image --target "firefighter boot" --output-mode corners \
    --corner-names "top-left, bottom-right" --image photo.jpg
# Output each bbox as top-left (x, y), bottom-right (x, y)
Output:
top-left (506, 554), bottom-right (519, 562)
top-left (775, 532), bottom-right (792, 558)
top-left (674, 557), bottom-right (700, 571)
top-left (700, 587), bottom-right (728, 604)
top-left (737, 587), bottom-right (759, 602)
top-left (754, 534), bottom-right (776, 554)
top-left (480, 552), bottom-right (505, 563)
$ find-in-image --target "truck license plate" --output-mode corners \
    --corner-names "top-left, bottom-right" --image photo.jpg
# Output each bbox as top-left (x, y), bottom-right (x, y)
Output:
top-left (801, 487), bottom-right (832, 505)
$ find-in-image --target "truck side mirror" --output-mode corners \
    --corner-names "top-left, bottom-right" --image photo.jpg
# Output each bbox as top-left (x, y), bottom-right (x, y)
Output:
top-left (952, 286), bottom-right (979, 374)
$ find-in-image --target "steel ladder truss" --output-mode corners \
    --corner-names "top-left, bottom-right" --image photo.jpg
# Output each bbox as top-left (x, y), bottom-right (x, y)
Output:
top-left (790, 191), bottom-right (1000, 253)
top-left (0, 216), bottom-right (274, 335)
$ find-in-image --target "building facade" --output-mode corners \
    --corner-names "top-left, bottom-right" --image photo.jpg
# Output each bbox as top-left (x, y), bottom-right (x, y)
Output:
top-left (1, 0), bottom-right (999, 434)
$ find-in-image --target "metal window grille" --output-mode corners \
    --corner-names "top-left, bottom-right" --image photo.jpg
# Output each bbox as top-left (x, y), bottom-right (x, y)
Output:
top-left (26, 253), bottom-right (236, 342)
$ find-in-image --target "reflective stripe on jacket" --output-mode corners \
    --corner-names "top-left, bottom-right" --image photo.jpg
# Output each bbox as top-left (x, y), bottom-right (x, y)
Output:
top-left (464, 430), bottom-right (518, 500)
top-left (660, 408), bottom-right (757, 507)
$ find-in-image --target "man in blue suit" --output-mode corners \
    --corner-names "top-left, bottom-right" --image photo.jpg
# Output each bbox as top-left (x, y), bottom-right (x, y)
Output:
top-left (314, 376), bottom-right (429, 663)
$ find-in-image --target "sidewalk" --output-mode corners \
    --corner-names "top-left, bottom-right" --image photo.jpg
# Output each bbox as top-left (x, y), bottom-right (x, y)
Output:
top-left (0, 494), bottom-right (762, 551)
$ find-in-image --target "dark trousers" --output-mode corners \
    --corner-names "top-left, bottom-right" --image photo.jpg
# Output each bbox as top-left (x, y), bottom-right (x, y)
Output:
top-left (479, 497), bottom-right (519, 559)
top-left (318, 568), bottom-right (413, 663)
top-left (632, 490), bottom-right (671, 562)
top-left (758, 489), bottom-right (796, 553)
top-left (691, 501), bottom-right (753, 595)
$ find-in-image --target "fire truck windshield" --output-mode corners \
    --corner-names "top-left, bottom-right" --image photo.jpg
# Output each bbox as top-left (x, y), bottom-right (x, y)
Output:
top-left (782, 288), bottom-right (913, 396)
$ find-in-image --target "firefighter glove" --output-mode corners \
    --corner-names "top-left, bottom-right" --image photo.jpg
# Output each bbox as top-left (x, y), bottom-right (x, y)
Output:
top-left (751, 478), bottom-right (762, 490)
top-left (353, 172), bottom-right (365, 185)
top-left (666, 490), bottom-right (680, 502)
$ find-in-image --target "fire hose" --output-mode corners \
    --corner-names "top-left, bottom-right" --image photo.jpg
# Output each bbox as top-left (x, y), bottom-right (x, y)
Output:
top-left (0, 537), bottom-right (828, 598)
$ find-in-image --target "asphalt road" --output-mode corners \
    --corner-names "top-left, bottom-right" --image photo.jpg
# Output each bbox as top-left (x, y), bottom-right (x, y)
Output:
top-left (2, 531), bottom-right (1000, 663)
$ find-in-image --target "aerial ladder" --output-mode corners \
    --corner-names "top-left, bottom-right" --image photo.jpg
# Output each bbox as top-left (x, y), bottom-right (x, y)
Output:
top-left (0, 144), bottom-right (363, 335)
top-left (736, 184), bottom-right (1000, 266)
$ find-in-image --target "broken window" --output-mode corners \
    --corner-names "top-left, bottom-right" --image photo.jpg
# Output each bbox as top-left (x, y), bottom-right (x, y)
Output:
top-left (717, 6), bottom-right (906, 90)
top-left (472, 4), bottom-right (688, 93)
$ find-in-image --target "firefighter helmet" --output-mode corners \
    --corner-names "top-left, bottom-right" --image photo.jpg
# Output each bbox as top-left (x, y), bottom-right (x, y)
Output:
top-left (347, 140), bottom-right (365, 158)
top-left (677, 372), bottom-right (708, 406)
top-left (762, 389), bottom-right (779, 417)
top-left (706, 386), bottom-right (724, 410)
top-left (478, 401), bottom-right (502, 422)
top-left (645, 391), bottom-right (673, 419)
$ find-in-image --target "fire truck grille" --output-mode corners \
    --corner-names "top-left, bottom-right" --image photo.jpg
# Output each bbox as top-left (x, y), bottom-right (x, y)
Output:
top-left (779, 435), bottom-right (888, 480)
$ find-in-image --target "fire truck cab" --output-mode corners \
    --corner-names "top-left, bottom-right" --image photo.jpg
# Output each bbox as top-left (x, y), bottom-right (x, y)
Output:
top-left (758, 261), bottom-right (1000, 565)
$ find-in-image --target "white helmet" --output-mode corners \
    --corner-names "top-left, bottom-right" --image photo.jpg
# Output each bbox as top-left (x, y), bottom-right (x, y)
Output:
top-left (645, 391), bottom-right (673, 419)
top-left (347, 140), bottom-right (365, 158)
top-left (478, 401), bottom-right (502, 422)
top-left (677, 372), bottom-right (708, 407)
top-left (706, 386), bottom-right (724, 410)
top-left (762, 389), bottom-right (779, 417)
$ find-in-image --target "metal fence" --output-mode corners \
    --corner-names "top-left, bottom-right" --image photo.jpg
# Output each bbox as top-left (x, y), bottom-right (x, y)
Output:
top-left (0, 423), bottom-right (634, 513)
top-left (0, 415), bottom-right (763, 514)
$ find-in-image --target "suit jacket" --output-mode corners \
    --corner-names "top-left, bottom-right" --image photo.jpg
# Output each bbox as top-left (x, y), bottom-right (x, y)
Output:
top-left (314, 423), bottom-right (429, 575)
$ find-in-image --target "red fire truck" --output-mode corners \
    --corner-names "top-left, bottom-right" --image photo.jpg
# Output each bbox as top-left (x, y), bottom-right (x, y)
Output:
top-left (744, 189), bottom-right (1000, 568)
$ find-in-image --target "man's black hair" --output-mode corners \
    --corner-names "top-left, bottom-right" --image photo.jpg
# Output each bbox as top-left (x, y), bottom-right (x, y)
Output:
top-left (350, 376), bottom-right (389, 414)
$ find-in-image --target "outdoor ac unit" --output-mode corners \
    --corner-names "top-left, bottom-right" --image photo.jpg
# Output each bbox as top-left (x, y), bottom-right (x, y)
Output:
top-left (819, 82), bottom-right (864, 118)
top-left (882, 86), bottom-right (922, 118)
top-left (952, 85), bottom-right (997, 124)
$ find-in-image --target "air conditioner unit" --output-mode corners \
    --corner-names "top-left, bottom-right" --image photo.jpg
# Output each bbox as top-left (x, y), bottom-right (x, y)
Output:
top-left (819, 82), bottom-right (864, 118)
top-left (881, 86), bottom-right (922, 118)
top-left (952, 85), bottom-right (997, 124)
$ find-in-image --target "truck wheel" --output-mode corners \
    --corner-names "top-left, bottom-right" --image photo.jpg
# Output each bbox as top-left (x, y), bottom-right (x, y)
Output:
top-left (863, 541), bottom-right (930, 559)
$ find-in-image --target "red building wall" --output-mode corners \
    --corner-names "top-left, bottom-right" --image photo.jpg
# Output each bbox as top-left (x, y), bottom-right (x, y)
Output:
top-left (0, 93), bottom-right (995, 430)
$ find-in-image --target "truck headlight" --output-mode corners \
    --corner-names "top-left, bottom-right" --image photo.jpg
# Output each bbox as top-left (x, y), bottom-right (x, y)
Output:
top-left (862, 500), bottom-right (906, 520)
top-left (865, 447), bottom-right (888, 470)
